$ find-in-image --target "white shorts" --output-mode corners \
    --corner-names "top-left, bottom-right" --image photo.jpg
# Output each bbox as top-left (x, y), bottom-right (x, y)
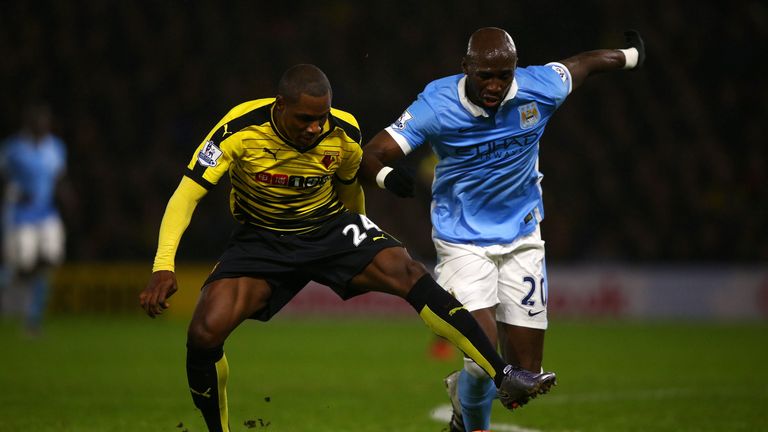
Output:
top-left (3, 215), bottom-right (65, 273)
top-left (433, 225), bottom-right (548, 329)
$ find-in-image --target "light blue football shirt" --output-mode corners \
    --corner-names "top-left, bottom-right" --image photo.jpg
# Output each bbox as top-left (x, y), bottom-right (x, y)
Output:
top-left (1, 133), bottom-right (67, 225)
top-left (386, 63), bottom-right (572, 245)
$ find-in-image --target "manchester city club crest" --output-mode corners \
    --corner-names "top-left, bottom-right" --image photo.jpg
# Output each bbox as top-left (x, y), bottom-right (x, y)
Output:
top-left (518, 102), bottom-right (540, 130)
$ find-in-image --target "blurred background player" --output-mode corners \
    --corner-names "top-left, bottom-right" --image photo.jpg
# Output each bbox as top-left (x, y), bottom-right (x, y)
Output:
top-left (361, 28), bottom-right (645, 431)
top-left (0, 101), bottom-right (68, 335)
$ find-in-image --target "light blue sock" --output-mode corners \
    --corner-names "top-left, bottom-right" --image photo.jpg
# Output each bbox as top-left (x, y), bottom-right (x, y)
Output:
top-left (458, 368), bottom-right (496, 431)
top-left (27, 274), bottom-right (49, 330)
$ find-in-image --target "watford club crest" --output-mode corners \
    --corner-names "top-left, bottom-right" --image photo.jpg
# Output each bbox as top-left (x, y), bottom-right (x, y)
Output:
top-left (321, 151), bottom-right (339, 169)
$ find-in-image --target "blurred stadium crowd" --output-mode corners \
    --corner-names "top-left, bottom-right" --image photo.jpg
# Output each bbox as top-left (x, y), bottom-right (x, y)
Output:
top-left (1, 1), bottom-right (765, 264)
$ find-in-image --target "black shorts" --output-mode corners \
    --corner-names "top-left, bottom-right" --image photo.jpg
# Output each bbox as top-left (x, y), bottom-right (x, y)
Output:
top-left (204, 211), bottom-right (402, 321)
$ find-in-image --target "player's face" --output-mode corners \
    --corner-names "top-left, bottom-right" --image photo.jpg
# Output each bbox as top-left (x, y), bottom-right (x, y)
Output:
top-left (463, 57), bottom-right (516, 109)
top-left (274, 92), bottom-right (331, 148)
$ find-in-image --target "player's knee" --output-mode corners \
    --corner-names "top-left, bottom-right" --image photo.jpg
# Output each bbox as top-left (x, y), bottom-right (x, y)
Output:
top-left (14, 266), bottom-right (41, 280)
top-left (463, 357), bottom-right (489, 379)
top-left (361, 249), bottom-right (429, 297)
top-left (390, 259), bottom-right (429, 297)
top-left (12, 256), bottom-right (37, 276)
top-left (403, 258), bottom-right (428, 286)
top-left (187, 318), bottom-right (226, 349)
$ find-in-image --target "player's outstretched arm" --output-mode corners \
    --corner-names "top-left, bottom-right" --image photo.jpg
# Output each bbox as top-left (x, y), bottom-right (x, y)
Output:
top-left (139, 176), bottom-right (208, 317)
top-left (561, 30), bottom-right (646, 91)
top-left (360, 130), bottom-right (415, 198)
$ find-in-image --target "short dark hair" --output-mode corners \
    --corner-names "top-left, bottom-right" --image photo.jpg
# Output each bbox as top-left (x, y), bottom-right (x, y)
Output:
top-left (277, 64), bottom-right (332, 103)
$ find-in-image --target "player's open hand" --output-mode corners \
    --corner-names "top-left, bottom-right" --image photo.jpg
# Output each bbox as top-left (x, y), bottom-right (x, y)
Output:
top-left (624, 29), bottom-right (646, 69)
top-left (139, 270), bottom-right (178, 318)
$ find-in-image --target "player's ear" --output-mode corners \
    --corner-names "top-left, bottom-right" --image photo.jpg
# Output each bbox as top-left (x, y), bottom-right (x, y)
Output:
top-left (461, 58), bottom-right (470, 75)
top-left (275, 95), bottom-right (285, 112)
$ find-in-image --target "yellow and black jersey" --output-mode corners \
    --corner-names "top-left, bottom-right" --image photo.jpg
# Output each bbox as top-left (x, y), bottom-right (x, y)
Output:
top-left (184, 98), bottom-right (363, 234)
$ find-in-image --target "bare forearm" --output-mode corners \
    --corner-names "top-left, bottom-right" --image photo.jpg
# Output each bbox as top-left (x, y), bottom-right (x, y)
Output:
top-left (563, 30), bottom-right (645, 91)
top-left (359, 129), bottom-right (405, 186)
top-left (360, 150), bottom-right (388, 187)
top-left (561, 49), bottom-right (627, 90)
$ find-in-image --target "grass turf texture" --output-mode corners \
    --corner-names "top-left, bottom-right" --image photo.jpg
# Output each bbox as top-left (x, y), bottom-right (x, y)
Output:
top-left (0, 316), bottom-right (766, 431)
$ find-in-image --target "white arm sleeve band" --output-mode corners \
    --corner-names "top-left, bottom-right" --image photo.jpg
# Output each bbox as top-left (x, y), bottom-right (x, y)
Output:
top-left (384, 127), bottom-right (414, 155)
top-left (619, 48), bottom-right (639, 69)
top-left (375, 166), bottom-right (394, 189)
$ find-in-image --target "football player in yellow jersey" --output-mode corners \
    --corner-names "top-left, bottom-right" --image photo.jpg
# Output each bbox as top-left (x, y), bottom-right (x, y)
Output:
top-left (139, 64), bottom-right (554, 432)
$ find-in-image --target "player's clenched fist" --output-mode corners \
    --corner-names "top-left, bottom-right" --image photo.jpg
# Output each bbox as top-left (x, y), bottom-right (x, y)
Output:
top-left (622, 29), bottom-right (646, 69)
top-left (376, 165), bottom-right (416, 198)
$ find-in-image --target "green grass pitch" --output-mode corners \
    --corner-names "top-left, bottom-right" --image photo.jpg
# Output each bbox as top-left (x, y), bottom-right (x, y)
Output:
top-left (1, 315), bottom-right (766, 431)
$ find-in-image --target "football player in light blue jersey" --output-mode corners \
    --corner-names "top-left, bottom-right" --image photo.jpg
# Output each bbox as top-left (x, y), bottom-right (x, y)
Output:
top-left (361, 27), bottom-right (645, 431)
top-left (0, 102), bottom-right (67, 335)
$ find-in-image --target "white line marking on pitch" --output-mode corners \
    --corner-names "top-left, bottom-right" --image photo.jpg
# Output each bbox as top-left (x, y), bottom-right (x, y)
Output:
top-left (429, 388), bottom-right (691, 431)
top-left (430, 404), bottom-right (543, 432)
top-left (538, 387), bottom-right (694, 404)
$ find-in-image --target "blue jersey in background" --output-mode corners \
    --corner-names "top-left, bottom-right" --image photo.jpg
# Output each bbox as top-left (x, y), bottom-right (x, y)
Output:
top-left (1, 133), bottom-right (67, 225)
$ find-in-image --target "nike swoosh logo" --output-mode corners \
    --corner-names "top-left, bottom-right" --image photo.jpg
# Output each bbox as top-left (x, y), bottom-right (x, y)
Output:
top-left (448, 306), bottom-right (466, 316)
top-left (458, 125), bottom-right (483, 133)
top-left (372, 235), bottom-right (387, 241)
top-left (528, 310), bottom-right (545, 317)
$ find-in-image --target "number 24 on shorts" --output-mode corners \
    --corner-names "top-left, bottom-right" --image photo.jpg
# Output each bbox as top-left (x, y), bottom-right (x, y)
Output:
top-left (342, 214), bottom-right (382, 247)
